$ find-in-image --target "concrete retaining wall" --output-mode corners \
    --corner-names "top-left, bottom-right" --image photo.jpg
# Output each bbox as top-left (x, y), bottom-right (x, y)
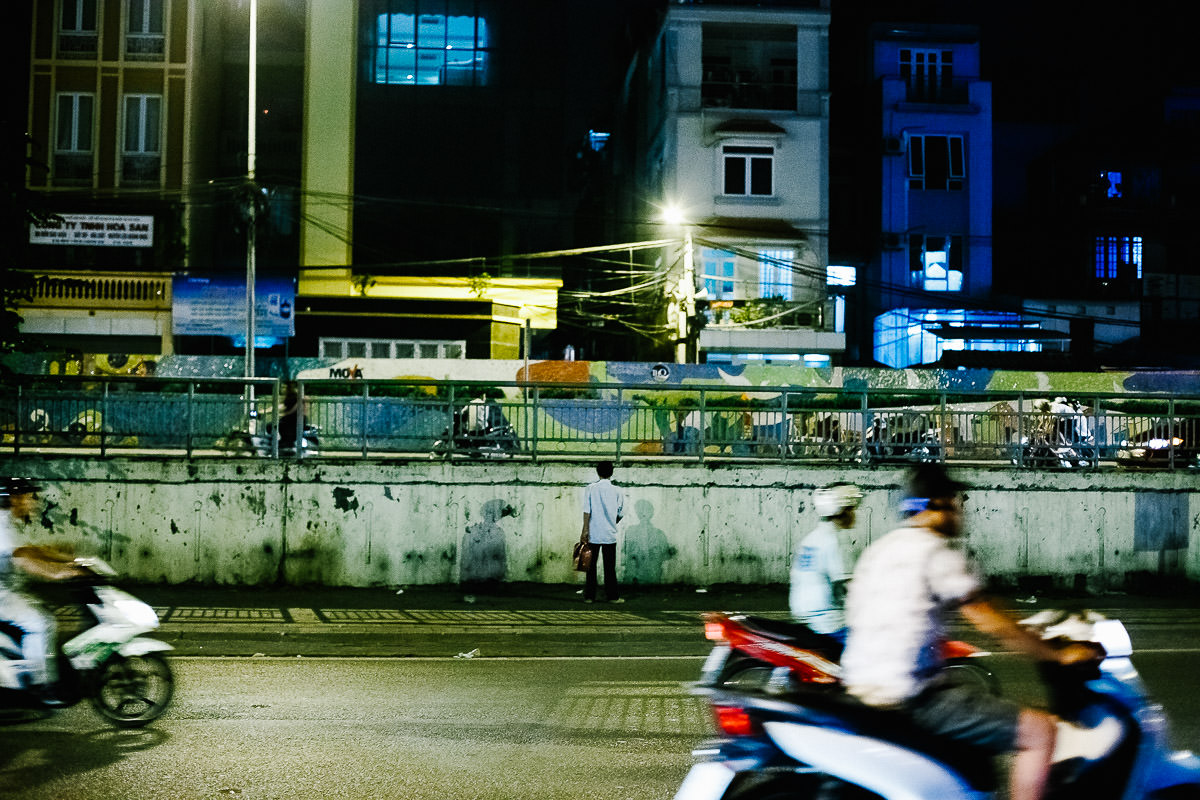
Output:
top-left (3, 457), bottom-right (1197, 590)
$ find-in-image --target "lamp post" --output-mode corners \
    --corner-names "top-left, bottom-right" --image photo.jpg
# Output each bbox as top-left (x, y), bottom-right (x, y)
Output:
top-left (662, 205), bottom-right (696, 364)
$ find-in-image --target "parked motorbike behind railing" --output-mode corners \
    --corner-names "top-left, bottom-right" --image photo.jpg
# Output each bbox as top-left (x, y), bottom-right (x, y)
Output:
top-left (431, 398), bottom-right (520, 459)
top-left (675, 611), bottom-right (1200, 800)
top-left (1, 557), bottom-right (174, 728)
top-left (1012, 400), bottom-right (1096, 469)
top-left (221, 412), bottom-right (320, 458)
top-left (853, 417), bottom-right (942, 465)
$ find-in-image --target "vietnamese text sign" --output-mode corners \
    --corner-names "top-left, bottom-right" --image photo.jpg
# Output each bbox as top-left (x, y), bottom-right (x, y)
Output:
top-left (29, 214), bottom-right (154, 247)
top-left (172, 275), bottom-right (295, 339)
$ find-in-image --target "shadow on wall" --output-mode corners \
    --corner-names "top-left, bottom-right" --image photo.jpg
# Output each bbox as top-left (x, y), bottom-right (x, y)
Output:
top-left (460, 498), bottom-right (512, 584)
top-left (623, 499), bottom-right (671, 584)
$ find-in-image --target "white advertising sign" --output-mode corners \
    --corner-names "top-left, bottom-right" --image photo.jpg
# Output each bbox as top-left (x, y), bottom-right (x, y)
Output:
top-left (29, 214), bottom-right (154, 247)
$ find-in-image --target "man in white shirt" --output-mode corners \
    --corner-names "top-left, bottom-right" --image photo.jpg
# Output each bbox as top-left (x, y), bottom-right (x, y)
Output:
top-left (789, 482), bottom-right (861, 645)
top-left (580, 461), bottom-right (624, 603)
top-left (841, 464), bottom-right (1113, 800)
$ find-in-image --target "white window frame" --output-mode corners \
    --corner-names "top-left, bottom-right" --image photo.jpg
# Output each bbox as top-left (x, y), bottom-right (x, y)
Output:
top-left (757, 249), bottom-right (794, 300)
top-left (127, 0), bottom-right (164, 34)
top-left (702, 248), bottom-right (737, 301)
top-left (900, 48), bottom-right (953, 101)
top-left (123, 94), bottom-right (162, 154)
top-left (319, 338), bottom-right (466, 360)
top-left (721, 144), bottom-right (774, 197)
top-left (908, 134), bottom-right (965, 191)
top-left (61, 0), bottom-right (98, 32)
top-left (55, 93), bottom-right (94, 153)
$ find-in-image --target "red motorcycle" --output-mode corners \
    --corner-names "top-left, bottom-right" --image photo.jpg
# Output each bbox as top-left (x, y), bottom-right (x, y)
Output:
top-left (699, 612), bottom-right (999, 695)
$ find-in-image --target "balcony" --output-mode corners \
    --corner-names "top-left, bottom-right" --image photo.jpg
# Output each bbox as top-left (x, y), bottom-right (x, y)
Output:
top-left (20, 271), bottom-right (173, 311)
top-left (702, 73), bottom-right (796, 111)
top-left (122, 155), bottom-right (161, 185)
top-left (125, 33), bottom-right (165, 61)
top-left (902, 76), bottom-right (972, 105)
top-left (53, 153), bottom-right (94, 186)
top-left (57, 31), bottom-right (98, 59)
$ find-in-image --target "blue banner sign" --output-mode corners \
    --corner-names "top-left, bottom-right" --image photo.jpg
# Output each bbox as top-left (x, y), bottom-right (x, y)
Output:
top-left (172, 275), bottom-right (295, 340)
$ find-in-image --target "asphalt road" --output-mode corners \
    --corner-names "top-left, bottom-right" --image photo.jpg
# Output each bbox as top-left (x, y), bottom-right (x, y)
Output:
top-left (3, 598), bottom-right (1200, 800)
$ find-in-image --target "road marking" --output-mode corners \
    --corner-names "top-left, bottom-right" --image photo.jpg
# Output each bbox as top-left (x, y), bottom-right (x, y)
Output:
top-left (171, 654), bottom-right (712, 662)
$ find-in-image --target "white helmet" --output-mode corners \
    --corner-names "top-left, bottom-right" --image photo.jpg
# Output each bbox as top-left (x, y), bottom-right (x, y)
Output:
top-left (814, 483), bottom-right (862, 518)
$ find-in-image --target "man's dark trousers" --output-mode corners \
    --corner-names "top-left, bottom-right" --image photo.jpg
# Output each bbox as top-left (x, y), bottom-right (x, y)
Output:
top-left (585, 543), bottom-right (619, 601)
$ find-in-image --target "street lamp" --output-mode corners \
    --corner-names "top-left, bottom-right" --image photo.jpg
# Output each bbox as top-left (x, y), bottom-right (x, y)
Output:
top-left (661, 205), bottom-right (696, 364)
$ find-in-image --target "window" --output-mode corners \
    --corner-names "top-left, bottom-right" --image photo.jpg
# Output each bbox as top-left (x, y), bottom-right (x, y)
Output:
top-left (723, 145), bottom-right (773, 196)
top-left (122, 94), bottom-right (161, 183)
top-left (899, 49), bottom-right (953, 102)
top-left (127, 0), bottom-right (165, 59)
top-left (909, 135), bottom-right (964, 191)
top-left (54, 93), bottom-right (94, 182)
top-left (701, 22), bottom-right (797, 110)
top-left (319, 338), bottom-right (466, 359)
top-left (60, 0), bottom-right (98, 57)
top-left (1102, 171), bottom-right (1122, 199)
top-left (758, 249), bottom-right (794, 300)
top-left (369, 0), bottom-right (490, 86)
top-left (1094, 236), bottom-right (1142, 280)
top-left (909, 235), bottom-right (964, 292)
top-left (702, 248), bottom-right (737, 300)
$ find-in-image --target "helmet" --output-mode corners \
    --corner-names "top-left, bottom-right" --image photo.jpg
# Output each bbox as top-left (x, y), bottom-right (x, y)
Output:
top-left (813, 482), bottom-right (862, 518)
top-left (900, 463), bottom-right (967, 515)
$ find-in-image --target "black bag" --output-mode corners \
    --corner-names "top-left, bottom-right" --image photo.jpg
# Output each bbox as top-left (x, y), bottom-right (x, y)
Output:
top-left (572, 540), bottom-right (593, 572)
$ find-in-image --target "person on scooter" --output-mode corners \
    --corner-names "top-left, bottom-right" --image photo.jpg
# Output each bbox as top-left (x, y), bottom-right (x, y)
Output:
top-left (840, 463), bottom-right (1118, 800)
top-left (1, 478), bottom-right (87, 704)
top-left (789, 481), bottom-right (861, 646)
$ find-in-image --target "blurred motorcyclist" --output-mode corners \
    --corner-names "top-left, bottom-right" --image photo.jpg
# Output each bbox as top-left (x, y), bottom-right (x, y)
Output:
top-left (1, 478), bottom-right (87, 703)
top-left (789, 482), bottom-right (861, 645)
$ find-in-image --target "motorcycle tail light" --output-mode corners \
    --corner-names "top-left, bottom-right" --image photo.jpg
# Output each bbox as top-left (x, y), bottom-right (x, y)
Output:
top-left (704, 621), bottom-right (727, 641)
top-left (713, 705), bottom-right (760, 736)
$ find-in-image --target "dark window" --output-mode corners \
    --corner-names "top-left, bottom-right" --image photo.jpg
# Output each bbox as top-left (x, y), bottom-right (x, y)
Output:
top-left (908, 135), bottom-right (965, 191)
top-left (723, 145), bottom-right (773, 197)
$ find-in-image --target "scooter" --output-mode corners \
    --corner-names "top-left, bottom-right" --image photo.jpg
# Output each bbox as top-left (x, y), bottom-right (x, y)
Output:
top-left (1, 557), bottom-right (174, 728)
top-left (430, 400), bottom-right (520, 459)
top-left (675, 611), bottom-right (1200, 800)
top-left (701, 612), bottom-right (998, 696)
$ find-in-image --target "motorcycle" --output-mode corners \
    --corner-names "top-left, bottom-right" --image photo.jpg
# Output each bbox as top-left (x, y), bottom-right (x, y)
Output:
top-left (1, 557), bottom-right (174, 728)
top-left (676, 611), bottom-right (1200, 800)
top-left (221, 414), bottom-right (321, 458)
top-left (701, 612), bottom-right (998, 696)
top-left (431, 399), bottom-right (521, 459)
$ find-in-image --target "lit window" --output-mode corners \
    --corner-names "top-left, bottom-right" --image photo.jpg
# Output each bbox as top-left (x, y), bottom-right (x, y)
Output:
top-left (722, 145), bottom-right (773, 196)
top-left (702, 248), bottom-right (736, 300)
top-left (908, 135), bottom-right (964, 191)
top-left (910, 235), bottom-right (964, 292)
top-left (370, 1), bottom-right (490, 86)
top-left (1094, 235), bottom-right (1142, 280)
top-left (826, 265), bottom-right (857, 287)
top-left (758, 249), bottom-right (794, 300)
top-left (1103, 171), bottom-right (1123, 199)
top-left (320, 337), bottom-right (466, 359)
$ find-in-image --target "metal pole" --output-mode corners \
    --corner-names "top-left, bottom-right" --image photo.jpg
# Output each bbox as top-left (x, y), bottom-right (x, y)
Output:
top-left (245, 0), bottom-right (257, 384)
top-left (676, 228), bottom-right (695, 364)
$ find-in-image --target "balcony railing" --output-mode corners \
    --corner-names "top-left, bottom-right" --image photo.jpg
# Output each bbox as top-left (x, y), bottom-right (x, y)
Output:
top-left (2, 376), bottom-right (1197, 471)
top-left (19, 271), bottom-right (172, 311)
top-left (121, 154), bottom-right (161, 185)
top-left (53, 153), bottom-right (94, 185)
top-left (125, 33), bottom-right (165, 60)
top-left (58, 31), bottom-right (98, 59)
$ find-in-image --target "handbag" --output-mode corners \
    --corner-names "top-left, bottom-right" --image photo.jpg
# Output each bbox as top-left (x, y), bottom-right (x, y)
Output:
top-left (572, 540), bottom-right (593, 572)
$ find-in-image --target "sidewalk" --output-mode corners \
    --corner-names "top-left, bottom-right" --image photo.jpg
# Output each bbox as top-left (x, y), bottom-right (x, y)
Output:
top-left (75, 581), bottom-right (1200, 659)
top-left (126, 582), bottom-right (791, 658)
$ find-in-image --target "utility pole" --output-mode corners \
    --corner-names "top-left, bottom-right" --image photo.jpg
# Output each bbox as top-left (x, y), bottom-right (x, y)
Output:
top-left (245, 0), bottom-right (257, 383)
top-left (675, 227), bottom-right (695, 363)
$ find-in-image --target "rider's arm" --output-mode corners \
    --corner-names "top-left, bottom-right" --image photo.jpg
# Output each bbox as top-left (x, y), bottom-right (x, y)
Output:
top-left (959, 596), bottom-right (1095, 664)
top-left (11, 545), bottom-right (85, 581)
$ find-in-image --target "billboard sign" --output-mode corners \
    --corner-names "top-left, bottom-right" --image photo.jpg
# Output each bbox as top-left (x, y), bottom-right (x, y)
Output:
top-left (29, 214), bottom-right (154, 247)
top-left (172, 275), bottom-right (295, 340)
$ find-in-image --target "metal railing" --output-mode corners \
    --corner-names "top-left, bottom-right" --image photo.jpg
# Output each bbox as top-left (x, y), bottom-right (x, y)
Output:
top-left (1, 376), bottom-right (1197, 470)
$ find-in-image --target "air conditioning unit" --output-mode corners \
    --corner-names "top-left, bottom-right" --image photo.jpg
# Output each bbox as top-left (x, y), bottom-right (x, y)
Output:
top-left (882, 136), bottom-right (903, 155)
top-left (881, 232), bottom-right (905, 250)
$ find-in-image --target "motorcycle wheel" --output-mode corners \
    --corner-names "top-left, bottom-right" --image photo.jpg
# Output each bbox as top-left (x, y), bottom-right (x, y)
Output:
top-left (941, 658), bottom-right (1001, 696)
top-left (716, 657), bottom-right (777, 692)
top-left (90, 653), bottom-right (174, 728)
top-left (725, 773), bottom-right (870, 800)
